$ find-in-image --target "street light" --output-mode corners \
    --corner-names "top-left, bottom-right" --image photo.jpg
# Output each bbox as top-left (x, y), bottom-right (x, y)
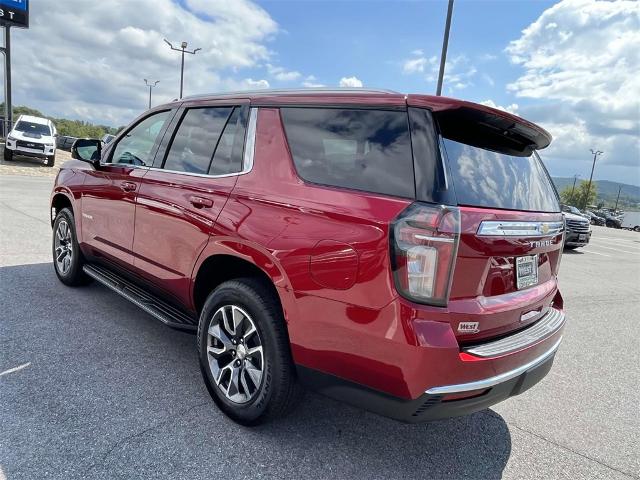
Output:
top-left (164, 39), bottom-right (201, 99)
top-left (570, 174), bottom-right (580, 203)
top-left (584, 149), bottom-right (603, 210)
top-left (144, 79), bottom-right (159, 109)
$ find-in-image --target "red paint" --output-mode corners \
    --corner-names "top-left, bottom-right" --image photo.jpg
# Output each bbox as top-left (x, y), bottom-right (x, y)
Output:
top-left (52, 90), bottom-right (565, 404)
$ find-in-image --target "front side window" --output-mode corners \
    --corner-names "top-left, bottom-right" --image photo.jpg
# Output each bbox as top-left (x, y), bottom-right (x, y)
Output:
top-left (110, 111), bottom-right (171, 166)
top-left (281, 108), bottom-right (415, 198)
top-left (441, 138), bottom-right (560, 212)
top-left (163, 107), bottom-right (232, 174)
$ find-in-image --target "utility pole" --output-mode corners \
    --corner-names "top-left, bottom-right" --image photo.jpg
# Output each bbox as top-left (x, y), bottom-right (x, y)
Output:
top-left (584, 149), bottom-right (603, 210)
top-left (614, 186), bottom-right (622, 212)
top-left (144, 79), bottom-right (159, 109)
top-left (1, 26), bottom-right (12, 137)
top-left (570, 174), bottom-right (580, 204)
top-left (164, 39), bottom-right (201, 99)
top-left (436, 0), bottom-right (455, 96)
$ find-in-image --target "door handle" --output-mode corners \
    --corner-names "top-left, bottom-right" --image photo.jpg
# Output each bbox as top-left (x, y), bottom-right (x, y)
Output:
top-left (121, 181), bottom-right (137, 192)
top-left (189, 196), bottom-right (213, 208)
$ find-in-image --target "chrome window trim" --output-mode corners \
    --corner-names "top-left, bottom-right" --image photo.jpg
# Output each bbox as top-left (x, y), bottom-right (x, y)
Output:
top-left (477, 220), bottom-right (564, 238)
top-left (145, 107), bottom-right (258, 180)
top-left (425, 336), bottom-right (563, 395)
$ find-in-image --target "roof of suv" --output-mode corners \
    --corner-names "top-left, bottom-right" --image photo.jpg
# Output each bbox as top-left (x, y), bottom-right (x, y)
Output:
top-left (166, 88), bottom-right (551, 151)
top-left (17, 114), bottom-right (51, 125)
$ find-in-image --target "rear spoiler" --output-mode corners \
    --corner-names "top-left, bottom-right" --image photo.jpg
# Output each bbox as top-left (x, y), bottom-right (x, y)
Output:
top-left (407, 95), bottom-right (552, 157)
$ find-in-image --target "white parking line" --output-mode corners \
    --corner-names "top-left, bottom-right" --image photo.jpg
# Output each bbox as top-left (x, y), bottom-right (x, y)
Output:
top-left (581, 249), bottom-right (611, 257)
top-left (0, 362), bottom-right (31, 377)
top-left (590, 244), bottom-right (640, 255)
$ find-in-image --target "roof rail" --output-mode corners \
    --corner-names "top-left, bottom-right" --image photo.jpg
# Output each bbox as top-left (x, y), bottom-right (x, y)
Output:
top-left (181, 87), bottom-right (401, 101)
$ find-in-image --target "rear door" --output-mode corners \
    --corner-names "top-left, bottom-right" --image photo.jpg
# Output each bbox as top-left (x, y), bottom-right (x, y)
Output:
top-left (81, 110), bottom-right (173, 267)
top-left (131, 101), bottom-right (250, 307)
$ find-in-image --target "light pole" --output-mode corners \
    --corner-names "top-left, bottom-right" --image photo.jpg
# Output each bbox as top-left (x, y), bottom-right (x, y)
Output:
top-left (436, 0), bottom-right (455, 96)
top-left (164, 39), bottom-right (201, 99)
top-left (614, 186), bottom-right (622, 212)
top-left (570, 174), bottom-right (580, 204)
top-left (144, 79), bottom-right (159, 109)
top-left (584, 149), bottom-right (603, 209)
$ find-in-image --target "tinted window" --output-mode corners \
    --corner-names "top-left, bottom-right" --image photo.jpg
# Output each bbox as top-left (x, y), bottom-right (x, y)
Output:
top-left (163, 107), bottom-right (232, 174)
top-left (15, 121), bottom-right (51, 136)
top-left (210, 107), bottom-right (247, 175)
top-left (111, 111), bottom-right (171, 166)
top-left (441, 138), bottom-right (560, 212)
top-left (281, 108), bottom-right (415, 198)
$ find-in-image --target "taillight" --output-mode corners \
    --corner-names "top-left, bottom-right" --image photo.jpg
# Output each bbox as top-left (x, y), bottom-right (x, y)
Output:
top-left (390, 203), bottom-right (460, 306)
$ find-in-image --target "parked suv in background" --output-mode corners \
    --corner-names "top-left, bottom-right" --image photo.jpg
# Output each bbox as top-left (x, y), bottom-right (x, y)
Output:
top-left (5, 114), bottom-right (57, 166)
top-left (562, 211), bottom-right (591, 249)
top-left (50, 89), bottom-right (566, 425)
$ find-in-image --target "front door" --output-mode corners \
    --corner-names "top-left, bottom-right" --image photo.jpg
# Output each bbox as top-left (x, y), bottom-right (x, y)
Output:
top-left (81, 110), bottom-right (173, 267)
top-left (132, 103), bottom-right (250, 307)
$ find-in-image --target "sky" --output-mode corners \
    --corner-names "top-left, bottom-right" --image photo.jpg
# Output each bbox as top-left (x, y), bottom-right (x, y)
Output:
top-left (4, 0), bottom-right (639, 185)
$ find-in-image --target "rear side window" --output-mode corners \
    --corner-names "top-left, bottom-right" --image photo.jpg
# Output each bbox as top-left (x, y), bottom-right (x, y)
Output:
top-left (281, 108), bottom-right (415, 198)
top-left (163, 107), bottom-right (232, 174)
top-left (441, 138), bottom-right (560, 212)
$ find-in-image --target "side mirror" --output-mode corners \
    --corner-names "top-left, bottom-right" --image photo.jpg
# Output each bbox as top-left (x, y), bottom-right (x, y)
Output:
top-left (71, 138), bottom-right (101, 167)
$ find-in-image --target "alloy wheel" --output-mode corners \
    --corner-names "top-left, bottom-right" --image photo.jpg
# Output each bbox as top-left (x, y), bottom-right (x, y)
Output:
top-left (206, 305), bottom-right (264, 404)
top-left (54, 219), bottom-right (73, 275)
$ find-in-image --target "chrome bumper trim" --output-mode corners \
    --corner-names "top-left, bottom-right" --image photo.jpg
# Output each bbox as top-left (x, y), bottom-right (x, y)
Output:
top-left (464, 308), bottom-right (565, 358)
top-left (425, 337), bottom-right (563, 395)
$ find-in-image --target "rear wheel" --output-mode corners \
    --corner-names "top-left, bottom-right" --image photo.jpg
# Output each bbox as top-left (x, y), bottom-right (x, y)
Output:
top-left (45, 155), bottom-right (55, 167)
top-left (3, 148), bottom-right (13, 161)
top-left (197, 278), bottom-right (302, 425)
top-left (52, 208), bottom-right (91, 286)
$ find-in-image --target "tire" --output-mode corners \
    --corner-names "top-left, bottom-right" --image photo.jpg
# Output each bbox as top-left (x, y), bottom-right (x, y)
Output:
top-left (3, 148), bottom-right (13, 161)
top-left (45, 155), bottom-right (55, 167)
top-left (197, 278), bottom-right (303, 425)
top-left (52, 208), bottom-right (91, 286)
top-left (634, 226), bottom-right (640, 232)
top-left (564, 245), bottom-right (578, 250)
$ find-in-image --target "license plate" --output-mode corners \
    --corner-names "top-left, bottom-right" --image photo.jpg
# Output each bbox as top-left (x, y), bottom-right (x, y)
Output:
top-left (579, 234), bottom-right (587, 241)
top-left (516, 255), bottom-right (538, 290)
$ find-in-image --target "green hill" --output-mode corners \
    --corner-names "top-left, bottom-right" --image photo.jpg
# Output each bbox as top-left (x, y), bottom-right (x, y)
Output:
top-left (552, 177), bottom-right (640, 210)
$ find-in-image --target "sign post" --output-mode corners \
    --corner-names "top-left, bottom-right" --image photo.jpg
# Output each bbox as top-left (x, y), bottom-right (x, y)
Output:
top-left (1, 0), bottom-right (29, 137)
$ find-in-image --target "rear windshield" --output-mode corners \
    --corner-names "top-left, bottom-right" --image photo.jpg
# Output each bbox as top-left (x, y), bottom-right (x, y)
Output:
top-left (441, 138), bottom-right (559, 212)
top-left (281, 108), bottom-right (415, 198)
top-left (15, 121), bottom-right (51, 136)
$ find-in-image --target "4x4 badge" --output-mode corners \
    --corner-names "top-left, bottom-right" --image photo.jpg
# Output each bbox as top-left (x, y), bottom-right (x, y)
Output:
top-left (458, 322), bottom-right (480, 334)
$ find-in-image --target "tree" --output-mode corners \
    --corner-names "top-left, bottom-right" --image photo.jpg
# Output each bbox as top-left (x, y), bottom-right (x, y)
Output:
top-left (559, 180), bottom-right (598, 208)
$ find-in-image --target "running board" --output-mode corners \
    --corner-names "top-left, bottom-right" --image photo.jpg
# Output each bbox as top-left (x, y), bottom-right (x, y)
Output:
top-left (83, 264), bottom-right (198, 331)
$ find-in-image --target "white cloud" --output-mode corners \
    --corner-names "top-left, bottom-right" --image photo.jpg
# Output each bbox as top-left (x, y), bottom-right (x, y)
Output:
top-left (302, 75), bottom-right (325, 88)
top-left (402, 50), bottom-right (477, 92)
top-left (266, 64), bottom-right (301, 82)
top-left (480, 100), bottom-right (519, 115)
top-left (339, 76), bottom-right (363, 88)
top-left (5, 0), bottom-right (279, 125)
top-left (505, 0), bottom-right (639, 180)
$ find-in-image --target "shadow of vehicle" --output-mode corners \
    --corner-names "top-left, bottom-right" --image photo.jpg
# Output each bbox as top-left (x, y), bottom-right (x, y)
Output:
top-left (1, 263), bottom-right (512, 480)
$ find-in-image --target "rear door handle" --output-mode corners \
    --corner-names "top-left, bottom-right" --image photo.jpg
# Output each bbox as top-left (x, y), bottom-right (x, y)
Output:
top-left (121, 181), bottom-right (137, 192)
top-left (189, 196), bottom-right (213, 208)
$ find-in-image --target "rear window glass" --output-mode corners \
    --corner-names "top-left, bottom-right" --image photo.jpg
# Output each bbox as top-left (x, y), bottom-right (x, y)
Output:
top-left (281, 108), bottom-right (415, 198)
top-left (441, 138), bottom-right (559, 212)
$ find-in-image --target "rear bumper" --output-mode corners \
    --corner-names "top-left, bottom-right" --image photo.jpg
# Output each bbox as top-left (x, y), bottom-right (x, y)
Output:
top-left (298, 337), bottom-right (560, 423)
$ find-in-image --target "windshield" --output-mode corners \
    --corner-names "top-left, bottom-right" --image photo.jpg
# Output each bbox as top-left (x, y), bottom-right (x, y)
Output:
top-left (441, 137), bottom-right (560, 213)
top-left (15, 121), bottom-right (51, 136)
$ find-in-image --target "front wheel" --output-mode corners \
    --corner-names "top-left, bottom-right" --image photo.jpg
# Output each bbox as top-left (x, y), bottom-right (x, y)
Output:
top-left (197, 278), bottom-right (303, 425)
top-left (52, 208), bottom-right (91, 286)
top-left (564, 245), bottom-right (579, 250)
top-left (45, 155), bottom-right (55, 167)
top-left (3, 148), bottom-right (13, 161)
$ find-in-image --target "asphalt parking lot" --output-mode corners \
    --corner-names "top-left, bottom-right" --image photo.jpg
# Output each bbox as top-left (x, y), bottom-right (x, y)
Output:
top-left (1, 174), bottom-right (639, 480)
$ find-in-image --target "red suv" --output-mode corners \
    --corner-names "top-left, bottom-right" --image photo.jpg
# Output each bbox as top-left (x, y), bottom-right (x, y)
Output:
top-left (51, 89), bottom-right (566, 425)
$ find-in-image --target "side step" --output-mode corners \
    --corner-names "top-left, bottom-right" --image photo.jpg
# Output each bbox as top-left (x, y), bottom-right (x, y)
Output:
top-left (83, 264), bottom-right (198, 331)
